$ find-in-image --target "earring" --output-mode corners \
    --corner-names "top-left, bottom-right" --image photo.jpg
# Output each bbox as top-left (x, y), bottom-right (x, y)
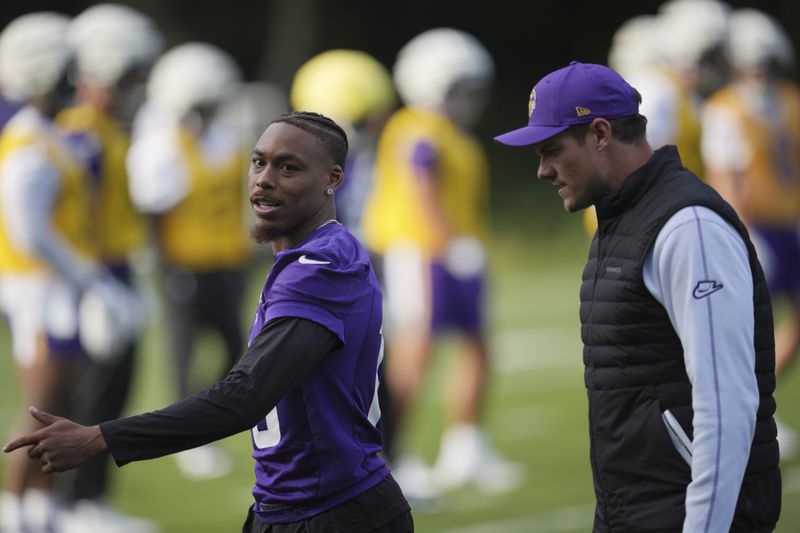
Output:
top-left (325, 188), bottom-right (334, 196)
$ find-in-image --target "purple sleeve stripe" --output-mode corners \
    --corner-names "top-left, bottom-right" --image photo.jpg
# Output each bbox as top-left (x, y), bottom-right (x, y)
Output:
top-left (411, 141), bottom-right (438, 175)
top-left (691, 207), bottom-right (723, 533)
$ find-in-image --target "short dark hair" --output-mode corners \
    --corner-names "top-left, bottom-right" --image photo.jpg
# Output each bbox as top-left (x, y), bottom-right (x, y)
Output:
top-left (269, 111), bottom-right (349, 167)
top-left (565, 88), bottom-right (647, 144)
top-left (565, 114), bottom-right (648, 144)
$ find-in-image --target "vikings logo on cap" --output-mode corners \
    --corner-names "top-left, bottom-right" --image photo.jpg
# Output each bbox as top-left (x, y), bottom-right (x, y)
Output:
top-left (528, 88), bottom-right (536, 117)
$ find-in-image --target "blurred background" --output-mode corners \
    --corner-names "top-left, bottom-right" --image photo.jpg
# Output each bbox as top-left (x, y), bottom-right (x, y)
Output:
top-left (1, 0), bottom-right (800, 532)
top-left (0, 0), bottom-right (797, 245)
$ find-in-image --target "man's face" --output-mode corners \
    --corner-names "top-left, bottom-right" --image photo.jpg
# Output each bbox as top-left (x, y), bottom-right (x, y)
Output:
top-left (248, 122), bottom-right (339, 249)
top-left (534, 128), bottom-right (601, 213)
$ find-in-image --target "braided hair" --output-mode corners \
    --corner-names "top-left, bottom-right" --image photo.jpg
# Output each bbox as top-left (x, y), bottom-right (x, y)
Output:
top-left (269, 111), bottom-right (349, 167)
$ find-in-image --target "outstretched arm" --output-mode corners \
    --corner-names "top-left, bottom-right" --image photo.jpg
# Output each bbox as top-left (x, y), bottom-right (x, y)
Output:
top-left (4, 317), bottom-right (339, 471)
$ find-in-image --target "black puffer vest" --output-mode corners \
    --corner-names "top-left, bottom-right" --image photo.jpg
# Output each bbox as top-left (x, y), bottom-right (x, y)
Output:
top-left (581, 147), bottom-right (780, 532)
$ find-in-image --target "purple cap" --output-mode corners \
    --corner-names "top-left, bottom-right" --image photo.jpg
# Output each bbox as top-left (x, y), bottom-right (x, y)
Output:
top-left (494, 61), bottom-right (639, 147)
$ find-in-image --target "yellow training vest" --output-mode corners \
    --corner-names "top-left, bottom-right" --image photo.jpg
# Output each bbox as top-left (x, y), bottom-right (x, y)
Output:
top-left (362, 107), bottom-right (489, 258)
top-left (0, 112), bottom-right (94, 273)
top-left (705, 81), bottom-right (800, 224)
top-left (158, 128), bottom-right (250, 270)
top-left (56, 105), bottom-right (147, 263)
top-left (664, 70), bottom-right (704, 180)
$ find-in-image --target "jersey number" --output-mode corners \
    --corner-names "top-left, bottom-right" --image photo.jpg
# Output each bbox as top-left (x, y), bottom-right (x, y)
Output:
top-left (251, 332), bottom-right (385, 450)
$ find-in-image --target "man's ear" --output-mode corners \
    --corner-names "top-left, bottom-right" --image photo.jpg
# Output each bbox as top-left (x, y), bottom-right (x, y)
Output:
top-left (329, 164), bottom-right (344, 190)
top-left (590, 118), bottom-right (612, 151)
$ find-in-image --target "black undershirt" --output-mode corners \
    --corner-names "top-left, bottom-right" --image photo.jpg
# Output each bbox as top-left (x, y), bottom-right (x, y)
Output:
top-left (100, 317), bottom-right (340, 466)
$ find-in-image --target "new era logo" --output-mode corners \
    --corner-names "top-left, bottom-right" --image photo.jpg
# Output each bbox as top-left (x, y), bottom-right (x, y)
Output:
top-left (575, 106), bottom-right (591, 117)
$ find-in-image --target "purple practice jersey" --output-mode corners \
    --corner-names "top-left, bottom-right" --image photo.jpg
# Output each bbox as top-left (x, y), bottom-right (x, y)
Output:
top-left (247, 222), bottom-right (389, 523)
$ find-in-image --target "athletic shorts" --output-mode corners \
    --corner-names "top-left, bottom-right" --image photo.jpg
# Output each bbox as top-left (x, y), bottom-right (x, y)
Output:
top-left (0, 274), bottom-right (49, 366)
top-left (382, 240), bottom-right (485, 334)
top-left (750, 225), bottom-right (800, 296)
top-left (0, 274), bottom-right (82, 365)
top-left (430, 261), bottom-right (483, 334)
top-left (241, 474), bottom-right (413, 533)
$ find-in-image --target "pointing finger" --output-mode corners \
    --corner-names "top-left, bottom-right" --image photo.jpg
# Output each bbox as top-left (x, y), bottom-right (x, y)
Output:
top-left (3, 432), bottom-right (41, 453)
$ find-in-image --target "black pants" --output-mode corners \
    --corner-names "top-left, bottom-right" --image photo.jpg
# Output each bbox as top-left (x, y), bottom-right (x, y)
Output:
top-left (55, 265), bottom-right (137, 501)
top-left (242, 475), bottom-right (413, 533)
top-left (162, 266), bottom-right (246, 398)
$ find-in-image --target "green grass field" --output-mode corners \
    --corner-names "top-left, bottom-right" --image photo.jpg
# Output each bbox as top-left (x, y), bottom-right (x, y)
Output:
top-left (2, 226), bottom-right (800, 532)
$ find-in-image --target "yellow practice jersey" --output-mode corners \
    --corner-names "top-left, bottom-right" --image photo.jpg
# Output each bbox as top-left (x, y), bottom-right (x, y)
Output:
top-left (362, 107), bottom-right (489, 257)
top-left (664, 70), bottom-right (704, 180)
top-left (56, 105), bottom-right (147, 263)
top-left (158, 128), bottom-right (250, 270)
top-left (705, 81), bottom-right (800, 224)
top-left (0, 109), bottom-right (94, 274)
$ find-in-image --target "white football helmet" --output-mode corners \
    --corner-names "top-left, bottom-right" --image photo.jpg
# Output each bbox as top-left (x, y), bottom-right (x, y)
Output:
top-left (0, 12), bottom-right (72, 101)
top-left (608, 15), bottom-right (663, 79)
top-left (393, 28), bottom-right (493, 120)
top-left (68, 3), bottom-right (162, 88)
top-left (147, 42), bottom-right (241, 115)
top-left (291, 49), bottom-right (395, 125)
top-left (729, 9), bottom-right (794, 73)
top-left (658, 0), bottom-right (731, 69)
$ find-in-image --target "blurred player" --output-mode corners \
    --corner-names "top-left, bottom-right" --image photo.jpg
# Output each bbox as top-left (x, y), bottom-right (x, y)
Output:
top-left (649, 0), bottom-right (731, 156)
top-left (0, 12), bottom-right (139, 533)
top-left (5, 112), bottom-right (414, 533)
top-left (291, 49), bottom-right (396, 236)
top-left (127, 43), bottom-right (251, 479)
top-left (584, 1), bottom-right (731, 237)
top-left (362, 28), bottom-right (522, 497)
top-left (702, 8), bottom-right (800, 457)
top-left (53, 4), bottom-right (162, 531)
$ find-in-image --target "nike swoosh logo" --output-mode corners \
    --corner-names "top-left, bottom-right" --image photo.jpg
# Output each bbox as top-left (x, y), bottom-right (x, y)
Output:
top-left (692, 280), bottom-right (724, 299)
top-left (298, 255), bottom-right (330, 265)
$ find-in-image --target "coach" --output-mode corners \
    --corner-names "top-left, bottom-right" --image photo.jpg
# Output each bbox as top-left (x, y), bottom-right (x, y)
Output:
top-left (495, 62), bottom-right (781, 532)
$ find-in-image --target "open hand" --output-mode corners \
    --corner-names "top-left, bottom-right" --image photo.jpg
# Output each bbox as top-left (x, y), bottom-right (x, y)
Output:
top-left (3, 407), bottom-right (107, 473)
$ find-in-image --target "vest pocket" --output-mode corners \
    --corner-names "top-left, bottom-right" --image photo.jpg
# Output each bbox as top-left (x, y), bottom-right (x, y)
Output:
top-left (661, 409), bottom-right (692, 465)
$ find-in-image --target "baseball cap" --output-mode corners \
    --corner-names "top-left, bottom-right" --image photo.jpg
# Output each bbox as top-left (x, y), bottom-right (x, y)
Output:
top-left (494, 61), bottom-right (639, 147)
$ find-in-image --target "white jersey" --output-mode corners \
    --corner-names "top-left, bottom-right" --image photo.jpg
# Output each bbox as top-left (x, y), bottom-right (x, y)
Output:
top-left (126, 103), bottom-right (242, 214)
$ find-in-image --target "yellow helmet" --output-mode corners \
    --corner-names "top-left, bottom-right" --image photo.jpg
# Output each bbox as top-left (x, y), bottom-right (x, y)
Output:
top-left (291, 49), bottom-right (395, 125)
